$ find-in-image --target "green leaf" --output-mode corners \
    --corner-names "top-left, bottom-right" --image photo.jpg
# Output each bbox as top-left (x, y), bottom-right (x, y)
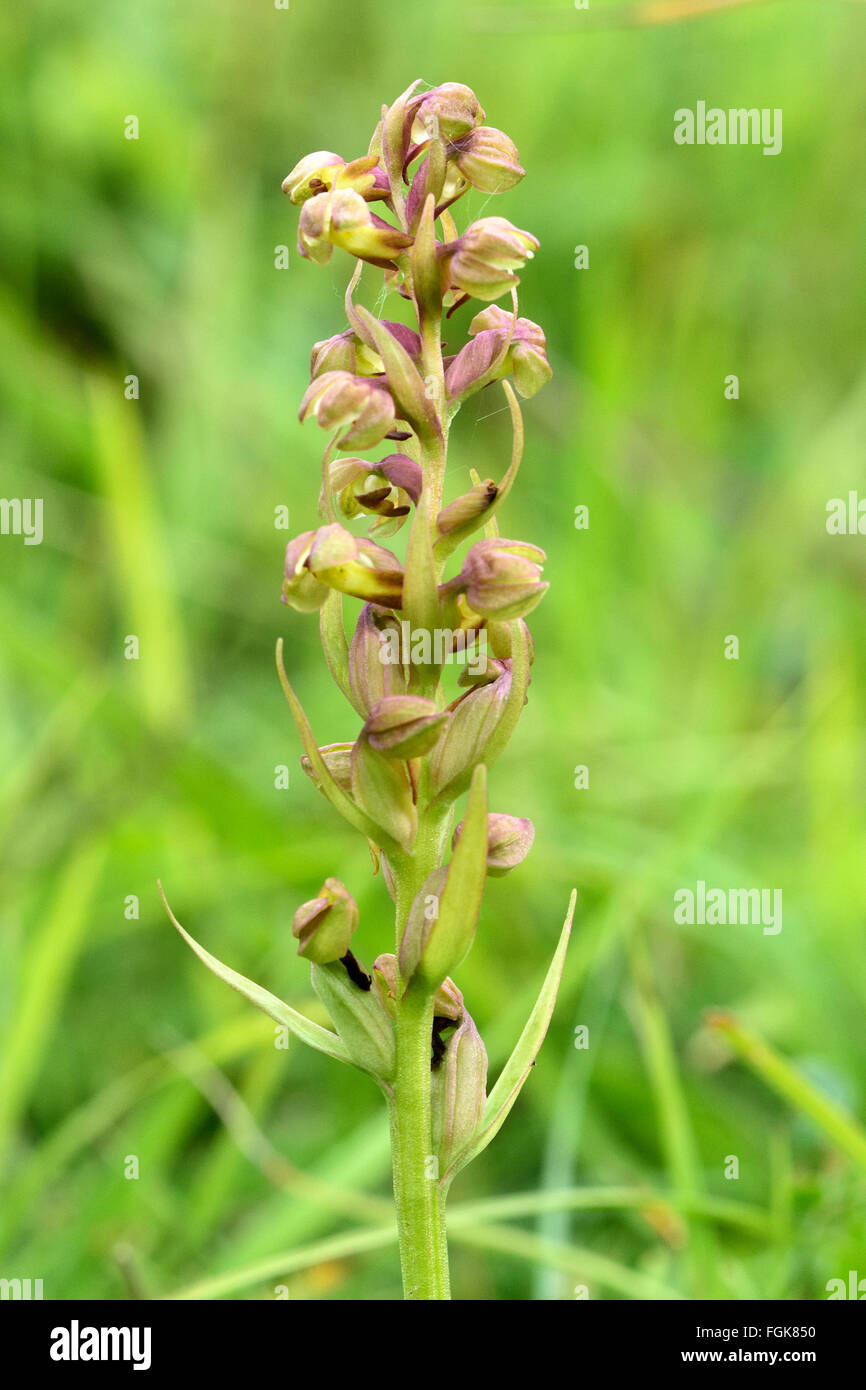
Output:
top-left (275, 638), bottom-right (400, 852)
top-left (432, 619), bottom-right (530, 803)
top-left (473, 617), bottom-right (530, 774)
top-left (352, 303), bottom-right (440, 447)
top-left (411, 193), bottom-right (441, 316)
top-left (380, 79), bottom-right (422, 226)
top-left (402, 494), bottom-right (442, 690)
top-left (319, 590), bottom-right (361, 714)
top-left (442, 889), bottom-right (575, 1183)
top-left (350, 736), bottom-right (418, 851)
top-left (159, 882), bottom-right (350, 1066)
top-left (311, 962), bottom-right (396, 1084)
top-left (412, 764), bottom-right (488, 990)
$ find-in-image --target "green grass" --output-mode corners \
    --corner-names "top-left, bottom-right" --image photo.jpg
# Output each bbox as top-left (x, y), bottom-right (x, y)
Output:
top-left (1, 0), bottom-right (865, 1299)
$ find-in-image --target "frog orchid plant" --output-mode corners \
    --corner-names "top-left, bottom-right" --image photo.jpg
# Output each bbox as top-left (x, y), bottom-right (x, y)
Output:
top-left (161, 79), bottom-right (575, 1301)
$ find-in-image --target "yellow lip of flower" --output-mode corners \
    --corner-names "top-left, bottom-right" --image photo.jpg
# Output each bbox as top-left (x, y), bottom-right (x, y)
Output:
top-left (298, 190), bottom-right (413, 268)
top-left (296, 523), bottom-right (405, 607)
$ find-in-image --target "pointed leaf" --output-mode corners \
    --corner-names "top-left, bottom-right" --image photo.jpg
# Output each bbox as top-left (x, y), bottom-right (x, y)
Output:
top-left (432, 620), bottom-right (529, 803)
top-left (381, 79), bottom-right (422, 225)
top-left (311, 961), bottom-right (396, 1084)
top-left (412, 764), bottom-right (488, 991)
top-left (352, 303), bottom-right (440, 447)
top-left (442, 889), bottom-right (575, 1182)
top-left (351, 736), bottom-right (418, 851)
top-left (411, 193), bottom-right (441, 316)
top-left (276, 639), bottom-right (400, 852)
top-left (319, 590), bottom-right (361, 714)
top-left (471, 617), bottom-right (529, 774)
top-left (402, 493), bottom-right (442, 694)
top-left (159, 882), bottom-right (350, 1065)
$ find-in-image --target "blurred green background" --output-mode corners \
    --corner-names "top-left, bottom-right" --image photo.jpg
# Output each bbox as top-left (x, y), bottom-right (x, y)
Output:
top-left (2, 0), bottom-right (866, 1301)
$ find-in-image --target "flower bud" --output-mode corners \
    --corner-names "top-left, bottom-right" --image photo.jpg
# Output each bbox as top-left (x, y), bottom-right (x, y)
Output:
top-left (443, 331), bottom-right (504, 403)
top-left (364, 694), bottom-right (448, 759)
top-left (281, 530), bottom-right (329, 613)
top-left (349, 604), bottom-right (408, 714)
top-left (351, 735), bottom-right (418, 850)
top-left (310, 958), bottom-right (396, 1083)
top-left (431, 1002), bottom-right (487, 1170)
top-left (451, 305), bottom-right (551, 401)
top-left (444, 218), bottom-right (539, 303)
top-left (298, 190), bottom-right (412, 268)
top-left (310, 331), bottom-right (359, 379)
top-left (453, 812), bottom-right (534, 876)
top-left (412, 83), bottom-right (484, 141)
top-left (372, 953), bottom-right (399, 1018)
top-left (486, 617), bottom-right (535, 664)
top-left (373, 954), bottom-right (465, 1024)
top-left (300, 741), bottom-right (354, 796)
top-left (435, 480), bottom-right (498, 538)
top-left (451, 126), bottom-right (524, 194)
top-left (312, 325), bottom-right (421, 383)
top-left (511, 336), bottom-right (553, 398)
top-left (300, 371), bottom-right (395, 450)
top-left (434, 974), bottom-right (465, 1021)
top-left (457, 653), bottom-right (508, 689)
top-left (397, 865), bottom-right (448, 984)
top-left (431, 661), bottom-right (512, 797)
top-left (292, 876), bottom-right (359, 964)
top-left (459, 537), bottom-right (548, 621)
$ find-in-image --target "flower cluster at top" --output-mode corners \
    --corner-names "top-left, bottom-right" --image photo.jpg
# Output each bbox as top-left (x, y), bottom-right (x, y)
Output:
top-left (277, 80), bottom-right (552, 990)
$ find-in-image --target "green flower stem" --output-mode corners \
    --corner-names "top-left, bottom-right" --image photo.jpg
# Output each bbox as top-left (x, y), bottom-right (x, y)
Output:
top-left (390, 987), bottom-right (450, 1299)
top-left (390, 802), bottom-right (452, 1299)
top-left (381, 277), bottom-right (456, 1299)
